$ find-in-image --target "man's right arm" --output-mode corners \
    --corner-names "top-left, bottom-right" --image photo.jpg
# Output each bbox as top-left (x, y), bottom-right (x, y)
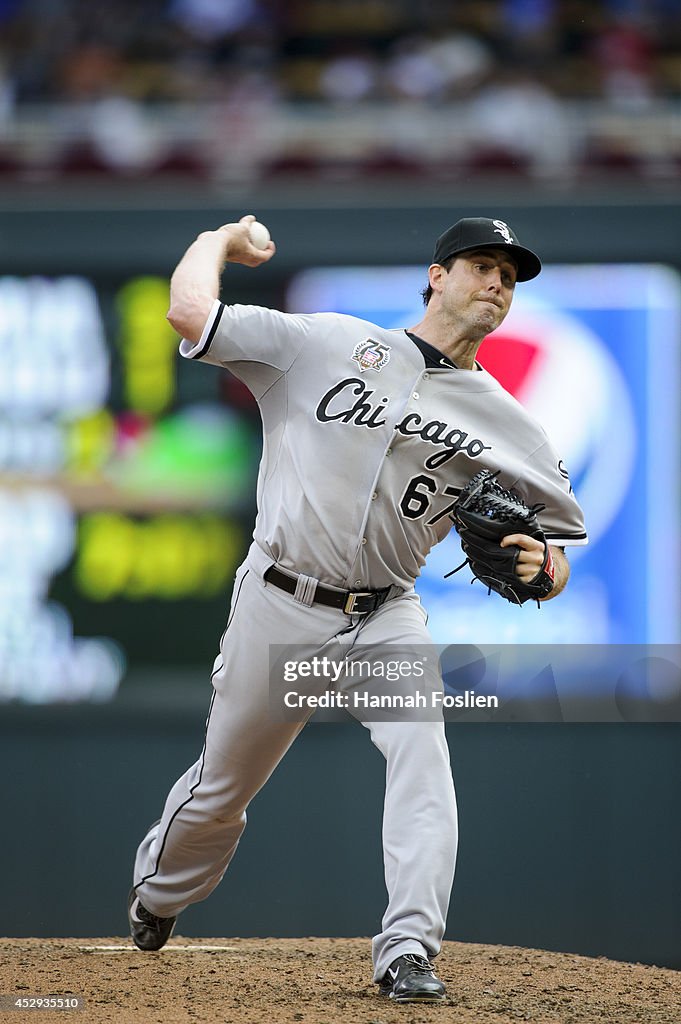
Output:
top-left (167, 215), bottom-right (276, 343)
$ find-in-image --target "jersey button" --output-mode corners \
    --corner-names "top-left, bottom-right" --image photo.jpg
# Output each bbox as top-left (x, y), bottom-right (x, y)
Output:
top-left (371, 492), bottom-right (377, 500)
top-left (355, 580), bottom-right (361, 587)
top-left (412, 391), bottom-right (419, 399)
top-left (361, 537), bottom-right (367, 545)
top-left (423, 373), bottom-right (430, 380)
top-left (385, 448), bottom-right (392, 456)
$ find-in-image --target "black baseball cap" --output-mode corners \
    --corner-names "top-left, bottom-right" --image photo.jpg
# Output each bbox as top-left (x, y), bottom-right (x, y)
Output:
top-left (432, 217), bottom-right (542, 282)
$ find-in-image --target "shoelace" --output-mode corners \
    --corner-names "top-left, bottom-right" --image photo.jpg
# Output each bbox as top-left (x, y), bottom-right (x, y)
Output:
top-left (402, 954), bottom-right (435, 974)
top-left (138, 904), bottom-right (168, 930)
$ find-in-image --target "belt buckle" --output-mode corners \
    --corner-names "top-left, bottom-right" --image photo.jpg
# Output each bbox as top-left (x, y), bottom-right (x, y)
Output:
top-left (344, 591), bottom-right (372, 615)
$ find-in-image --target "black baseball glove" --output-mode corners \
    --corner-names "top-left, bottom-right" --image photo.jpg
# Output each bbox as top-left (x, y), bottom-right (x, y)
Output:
top-left (447, 469), bottom-right (555, 606)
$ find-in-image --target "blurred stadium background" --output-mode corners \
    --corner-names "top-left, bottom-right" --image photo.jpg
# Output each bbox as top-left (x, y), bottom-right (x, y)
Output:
top-left (0, 0), bottom-right (680, 181)
top-left (1, 0), bottom-right (680, 968)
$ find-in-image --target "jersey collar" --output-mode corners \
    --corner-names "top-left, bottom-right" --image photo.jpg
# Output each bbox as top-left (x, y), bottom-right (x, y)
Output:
top-left (405, 331), bottom-right (458, 370)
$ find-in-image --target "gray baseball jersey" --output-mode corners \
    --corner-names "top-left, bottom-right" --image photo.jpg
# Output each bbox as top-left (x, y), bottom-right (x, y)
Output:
top-left (180, 300), bottom-right (587, 588)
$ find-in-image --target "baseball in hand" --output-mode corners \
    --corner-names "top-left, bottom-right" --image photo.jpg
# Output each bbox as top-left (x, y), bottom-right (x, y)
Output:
top-left (249, 221), bottom-right (271, 250)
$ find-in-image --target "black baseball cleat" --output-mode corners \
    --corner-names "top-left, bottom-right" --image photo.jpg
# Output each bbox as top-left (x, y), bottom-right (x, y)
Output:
top-left (378, 953), bottom-right (447, 1003)
top-left (128, 888), bottom-right (177, 951)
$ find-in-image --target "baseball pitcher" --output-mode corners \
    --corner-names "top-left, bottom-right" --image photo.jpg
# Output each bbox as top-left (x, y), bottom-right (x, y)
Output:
top-left (128, 215), bottom-right (587, 1003)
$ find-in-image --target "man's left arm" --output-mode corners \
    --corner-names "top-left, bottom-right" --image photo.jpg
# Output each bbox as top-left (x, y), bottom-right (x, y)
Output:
top-left (501, 534), bottom-right (570, 601)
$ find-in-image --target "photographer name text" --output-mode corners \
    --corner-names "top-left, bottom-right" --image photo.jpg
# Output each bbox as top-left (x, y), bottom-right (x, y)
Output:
top-left (283, 690), bottom-right (499, 710)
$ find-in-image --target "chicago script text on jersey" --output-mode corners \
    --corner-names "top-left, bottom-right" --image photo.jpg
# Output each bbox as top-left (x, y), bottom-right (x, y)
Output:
top-left (315, 377), bottom-right (492, 467)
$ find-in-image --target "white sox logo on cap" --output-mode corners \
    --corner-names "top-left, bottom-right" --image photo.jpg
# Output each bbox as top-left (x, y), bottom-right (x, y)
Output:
top-left (352, 339), bottom-right (391, 372)
top-left (431, 217), bottom-right (542, 281)
top-left (492, 220), bottom-right (514, 245)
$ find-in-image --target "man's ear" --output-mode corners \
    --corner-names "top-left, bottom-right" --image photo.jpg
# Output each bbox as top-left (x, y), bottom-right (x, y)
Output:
top-left (428, 263), bottom-right (447, 294)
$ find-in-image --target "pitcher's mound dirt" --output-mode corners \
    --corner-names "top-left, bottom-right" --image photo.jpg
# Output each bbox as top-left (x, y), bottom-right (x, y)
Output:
top-left (1, 936), bottom-right (679, 1024)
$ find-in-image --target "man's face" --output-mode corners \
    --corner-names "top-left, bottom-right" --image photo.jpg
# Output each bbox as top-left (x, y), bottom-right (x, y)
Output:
top-left (436, 248), bottom-right (517, 335)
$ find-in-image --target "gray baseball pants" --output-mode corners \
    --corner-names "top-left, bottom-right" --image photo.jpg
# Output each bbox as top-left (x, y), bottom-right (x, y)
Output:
top-left (133, 545), bottom-right (458, 981)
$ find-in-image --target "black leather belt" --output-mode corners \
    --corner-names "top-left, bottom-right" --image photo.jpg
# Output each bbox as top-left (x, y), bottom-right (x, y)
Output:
top-left (264, 566), bottom-right (392, 615)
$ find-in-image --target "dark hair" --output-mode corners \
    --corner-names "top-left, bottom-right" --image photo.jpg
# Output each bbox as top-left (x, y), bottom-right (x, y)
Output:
top-left (420, 255), bottom-right (456, 307)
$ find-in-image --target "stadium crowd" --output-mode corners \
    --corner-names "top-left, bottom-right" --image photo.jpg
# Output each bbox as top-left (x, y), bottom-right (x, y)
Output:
top-left (0, 0), bottom-right (679, 181)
